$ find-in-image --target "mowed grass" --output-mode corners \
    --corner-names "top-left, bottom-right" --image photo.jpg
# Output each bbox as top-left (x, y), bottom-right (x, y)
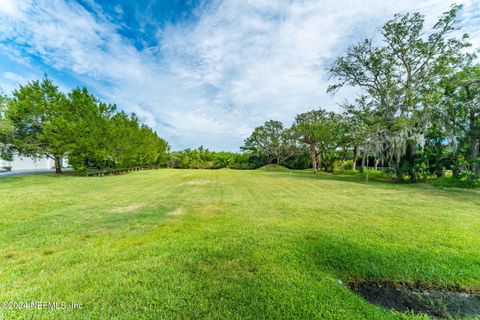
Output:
top-left (0, 168), bottom-right (479, 319)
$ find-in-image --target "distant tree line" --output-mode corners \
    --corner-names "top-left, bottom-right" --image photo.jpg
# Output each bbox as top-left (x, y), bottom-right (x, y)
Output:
top-left (164, 146), bottom-right (265, 170)
top-left (0, 78), bottom-right (168, 174)
top-left (1, 5), bottom-right (478, 186)
top-left (241, 5), bottom-right (480, 184)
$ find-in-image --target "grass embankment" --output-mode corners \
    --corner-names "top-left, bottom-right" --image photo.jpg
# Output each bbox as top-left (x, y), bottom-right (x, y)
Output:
top-left (0, 169), bottom-right (479, 319)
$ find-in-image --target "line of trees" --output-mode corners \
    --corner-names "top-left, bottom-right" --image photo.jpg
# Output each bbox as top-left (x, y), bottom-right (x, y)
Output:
top-left (242, 5), bottom-right (480, 183)
top-left (0, 78), bottom-right (169, 173)
top-left (166, 146), bottom-right (263, 170)
top-left (1, 5), bottom-right (477, 184)
top-left (166, 145), bottom-right (312, 170)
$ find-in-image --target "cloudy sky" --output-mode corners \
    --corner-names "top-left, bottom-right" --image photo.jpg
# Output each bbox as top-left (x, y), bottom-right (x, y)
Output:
top-left (0, 0), bottom-right (479, 150)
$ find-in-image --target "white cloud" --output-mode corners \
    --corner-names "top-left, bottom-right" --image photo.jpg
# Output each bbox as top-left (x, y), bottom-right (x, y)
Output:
top-left (0, 71), bottom-right (36, 93)
top-left (161, 0), bottom-right (480, 143)
top-left (0, 0), bottom-right (29, 18)
top-left (113, 5), bottom-right (123, 16)
top-left (0, 0), bottom-right (479, 150)
top-left (3, 71), bottom-right (30, 84)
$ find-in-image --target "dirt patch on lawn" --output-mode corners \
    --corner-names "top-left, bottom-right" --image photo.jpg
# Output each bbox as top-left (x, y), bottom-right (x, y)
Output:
top-left (349, 280), bottom-right (480, 318)
top-left (4, 252), bottom-right (15, 259)
top-left (42, 249), bottom-right (55, 256)
top-left (183, 180), bottom-right (212, 186)
top-left (111, 203), bottom-right (145, 213)
top-left (167, 207), bottom-right (186, 216)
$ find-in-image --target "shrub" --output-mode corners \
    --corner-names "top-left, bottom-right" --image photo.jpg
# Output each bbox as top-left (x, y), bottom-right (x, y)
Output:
top-left (429, 173), bottom-right (480, 188)
top-left (334, 160), bottom-right (353, 172)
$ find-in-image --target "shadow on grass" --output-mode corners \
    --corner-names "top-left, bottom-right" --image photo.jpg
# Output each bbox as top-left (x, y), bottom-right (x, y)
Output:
top-left (302, 234), bottom-right (480, 291)
top-left (258, 169), bottom-right (398, 186)
top-left (259, 169), bottom-right (480, 198)
top-left (305, 234), bottom-right (480, 318)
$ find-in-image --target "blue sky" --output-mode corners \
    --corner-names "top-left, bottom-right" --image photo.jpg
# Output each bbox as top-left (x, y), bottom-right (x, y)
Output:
top-left (1, 0), bottom-right (479, 151)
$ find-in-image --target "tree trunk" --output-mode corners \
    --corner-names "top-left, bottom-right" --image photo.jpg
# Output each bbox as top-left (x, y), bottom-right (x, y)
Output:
top-left (54, 157), bottom-right (62, 174)
top-left (317, 153), bottom-right (322, 172)
top-left (469, 108), bottom-right (478, 174)
top-left (475, 142), bottom-right (480, 175)
top-left (464, 86), bottom-right (478, 174)
top-left (433, 158), bottom-right (444, 177)
top-left (352, 145), bottom-right (358, 171)
top-left (407, 143), bottom-right (417, 183)
top-left (361, 153), bottom-right (366, 172)
top-left (309, 143), bottom-right (317, 174)
top-left (374, 158), bottom-right (379, 171)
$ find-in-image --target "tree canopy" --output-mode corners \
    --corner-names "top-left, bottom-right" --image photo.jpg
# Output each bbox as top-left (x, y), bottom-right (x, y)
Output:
top-left (0, 5), bottom-right (478, 185)
top-left (239, 5), bottom-right (479, 185)
top-left (1, 78), bottom-right (169, 173)
top-left (242, 120), bottom-right (298, 165)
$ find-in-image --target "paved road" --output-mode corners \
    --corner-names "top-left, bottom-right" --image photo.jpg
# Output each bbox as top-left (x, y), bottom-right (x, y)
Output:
top-left (0, 168), bottom-right (74, 177)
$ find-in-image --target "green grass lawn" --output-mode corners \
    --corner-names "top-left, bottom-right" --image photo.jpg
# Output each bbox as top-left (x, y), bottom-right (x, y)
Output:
top-left (1, 168), bottom-right (479, 319)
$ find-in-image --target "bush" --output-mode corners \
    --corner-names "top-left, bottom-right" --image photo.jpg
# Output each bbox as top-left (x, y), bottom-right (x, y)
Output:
top-left (230, 162), bottom-right (260, 170)
top-left (165, 149), bottom-right (265, 170)
top-left (281, 152), bottom-right (311, 169)
top-left (341, 168), bottom-right (395, 182)
top-left (334, 160), bottom-right (353, 172)
top-left (75, 166), bottom-right (88, 176)
top-left (428, 173), bottom-right (480, 188)
top-left (342, 169), bottom-right (360, 175)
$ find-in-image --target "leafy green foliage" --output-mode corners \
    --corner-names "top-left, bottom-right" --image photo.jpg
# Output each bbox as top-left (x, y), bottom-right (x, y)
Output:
top-left (292, 109), bottom-right (346, 173)
top-left (1, 5), bottom-right (478, 187)
top-left (242, 120), bottom-right (298, 165)
top-left (4, 78), bottom-right (72, 173)
top-left (167, 147), bottom-right (262, 170)
top-left (0, 91), bottom-right (13, 161)
top-left (231, 6), bottom-right (479, 186)
top-left (327, 5), bottom-right (478, 182)
top-left (427, 172), bottom-right (480, 188)
top-left (66, 87), bottom-right (116, 170)
top-left (1, 78), bottom-right (168, 173)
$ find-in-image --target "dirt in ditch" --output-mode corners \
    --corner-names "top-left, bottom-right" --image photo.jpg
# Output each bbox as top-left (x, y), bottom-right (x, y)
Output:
top-left (349, 280), bottom-right (480, 319)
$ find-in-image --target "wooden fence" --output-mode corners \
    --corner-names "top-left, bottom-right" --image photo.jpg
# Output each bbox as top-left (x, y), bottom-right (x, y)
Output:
top-left (357, 166), bottom-right (390, 172)
top-left (87, 165), bottom-right (162, 177)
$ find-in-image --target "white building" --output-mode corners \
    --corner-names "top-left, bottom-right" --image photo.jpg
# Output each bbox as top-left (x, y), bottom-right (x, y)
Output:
top-left (0, 154), bottom-right (68, 171)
